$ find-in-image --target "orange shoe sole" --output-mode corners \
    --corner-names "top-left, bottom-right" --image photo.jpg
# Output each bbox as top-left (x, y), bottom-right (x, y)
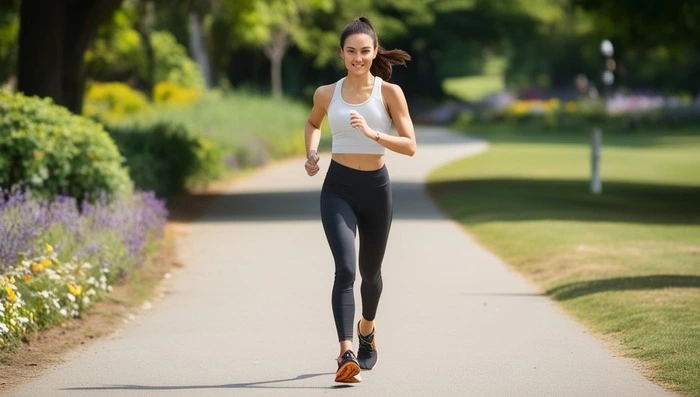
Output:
top-left (335, 361), bottom-right (362, 383)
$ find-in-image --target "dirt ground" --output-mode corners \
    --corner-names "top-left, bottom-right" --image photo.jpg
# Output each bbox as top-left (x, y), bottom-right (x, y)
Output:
top-left (0, 176), bottom-right (236, 393)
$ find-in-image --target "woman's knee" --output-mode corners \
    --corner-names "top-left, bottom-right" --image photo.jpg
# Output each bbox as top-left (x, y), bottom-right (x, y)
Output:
top-left (334, 261), bottom-right (356, 285)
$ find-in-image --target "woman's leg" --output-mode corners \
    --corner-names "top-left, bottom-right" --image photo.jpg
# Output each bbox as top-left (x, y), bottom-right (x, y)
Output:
top-left (320, 190), bottom-right (358, 352)
top-left (357, 179), bottom-right (393, 330)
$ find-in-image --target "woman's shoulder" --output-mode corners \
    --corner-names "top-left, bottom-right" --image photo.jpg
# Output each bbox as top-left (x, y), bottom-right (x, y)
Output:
top-left (313, 83), bottom-right (337, 108)
top-left (379, 80), bottom-right (407, 104)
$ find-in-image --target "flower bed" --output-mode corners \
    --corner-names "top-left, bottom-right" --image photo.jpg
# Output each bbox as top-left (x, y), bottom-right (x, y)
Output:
top-left (0, 189), bottom-right (167, 350)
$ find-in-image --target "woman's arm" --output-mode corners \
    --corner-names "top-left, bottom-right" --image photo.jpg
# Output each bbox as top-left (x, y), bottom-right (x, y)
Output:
top-left (304, 85), bottom-right (332, 176)
top-left (379, 83), bottom-right (417, 156)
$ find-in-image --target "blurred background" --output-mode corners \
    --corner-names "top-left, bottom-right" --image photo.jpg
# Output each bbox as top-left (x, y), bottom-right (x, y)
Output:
top-left (2, 0), bottom-right (700, 137)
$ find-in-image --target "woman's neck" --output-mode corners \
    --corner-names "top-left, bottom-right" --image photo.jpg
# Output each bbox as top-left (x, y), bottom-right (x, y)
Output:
top-left (344, 73), bottom-right (374, 91)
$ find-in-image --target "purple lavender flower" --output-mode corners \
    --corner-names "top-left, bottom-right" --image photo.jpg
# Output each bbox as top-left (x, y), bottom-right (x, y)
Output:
top-left (1, 189), bottom-right (167, 272)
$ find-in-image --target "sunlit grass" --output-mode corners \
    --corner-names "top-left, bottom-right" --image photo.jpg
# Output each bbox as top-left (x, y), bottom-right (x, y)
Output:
top-left (427, 128), bottom-right (700, 396)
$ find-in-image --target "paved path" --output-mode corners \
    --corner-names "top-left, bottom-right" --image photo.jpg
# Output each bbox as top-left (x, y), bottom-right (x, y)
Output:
top-left (5, 127), bottom-right (675, 396)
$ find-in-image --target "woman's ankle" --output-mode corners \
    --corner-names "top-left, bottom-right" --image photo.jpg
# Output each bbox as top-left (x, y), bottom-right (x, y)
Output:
top-left (358, 317), bottom-right (375, 337)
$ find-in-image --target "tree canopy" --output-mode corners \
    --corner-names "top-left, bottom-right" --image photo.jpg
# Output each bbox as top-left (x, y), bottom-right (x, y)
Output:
top-left (5, 0), bottom-right (698, 113)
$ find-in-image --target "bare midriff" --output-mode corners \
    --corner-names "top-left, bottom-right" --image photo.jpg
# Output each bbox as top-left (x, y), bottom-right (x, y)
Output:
top-left (331, 153), bottom-right (385, 171)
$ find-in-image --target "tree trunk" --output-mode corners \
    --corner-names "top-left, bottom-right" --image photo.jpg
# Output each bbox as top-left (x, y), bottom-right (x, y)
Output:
top-left (17, 0), bottom-right (124, 113)
top-left (17, 0), bottom-right (66, 104)
top-left (188, 12), bottom-right (211, 88)
top-left (264, 28), bottom-right (289, 98)
top-left (137, 1), bottom-right (156, 97)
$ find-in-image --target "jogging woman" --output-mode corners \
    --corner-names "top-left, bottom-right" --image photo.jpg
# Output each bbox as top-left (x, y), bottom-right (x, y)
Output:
top-left (303, 16), bottom-right (416, 383)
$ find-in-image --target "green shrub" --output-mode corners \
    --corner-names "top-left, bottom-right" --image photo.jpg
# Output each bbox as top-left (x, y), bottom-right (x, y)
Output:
top-left (151, 31), bottom-right (203, 89)
top-left (107, 121), bottom-right (225, 198)
top-left (0, 91), bottom-right (132, 201)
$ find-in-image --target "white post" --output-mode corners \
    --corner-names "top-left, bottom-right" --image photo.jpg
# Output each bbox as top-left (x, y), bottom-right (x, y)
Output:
top-left (591, 127), bottom-right (602, 194)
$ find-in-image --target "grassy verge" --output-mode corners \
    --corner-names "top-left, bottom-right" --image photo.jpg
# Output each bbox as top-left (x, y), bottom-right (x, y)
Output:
top-left (443, 75), bottom-right (505, 102)
top-left (426, 125), bottom-right (700, 396)
top-left (128, 90), bottom-right (326, 166)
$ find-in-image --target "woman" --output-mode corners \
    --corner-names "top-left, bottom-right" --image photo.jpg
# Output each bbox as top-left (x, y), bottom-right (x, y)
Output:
top-left (303, 16), bottom-right (416, 383)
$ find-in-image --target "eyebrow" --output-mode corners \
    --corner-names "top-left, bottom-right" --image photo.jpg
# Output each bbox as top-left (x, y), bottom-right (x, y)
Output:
top-left (345, 46), bottom-right (373, 50)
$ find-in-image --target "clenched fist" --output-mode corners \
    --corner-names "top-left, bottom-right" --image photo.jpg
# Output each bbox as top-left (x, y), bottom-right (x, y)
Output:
top-left (305, 150), bottom-right (320, 176)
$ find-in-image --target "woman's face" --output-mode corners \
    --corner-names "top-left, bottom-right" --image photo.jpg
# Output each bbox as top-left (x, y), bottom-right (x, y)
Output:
top-left (340, 33), bottom-right (377, 75)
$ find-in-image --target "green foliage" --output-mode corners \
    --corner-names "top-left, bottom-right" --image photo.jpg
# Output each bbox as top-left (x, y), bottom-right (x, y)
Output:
top-left (0, 91), bottom-right (132, 201)
top-left (151, 31), bottom-right (204, 89)
top-left (132, 90), bottom-right (312, 169)
top-left (106, 121), bottom-right (225, 198)
top-left (0, 0), bottom-right (19, 85)
top-left (86, 8), bottom-right (203, 90)
top-left (84, 7), bottom-right (146, 84)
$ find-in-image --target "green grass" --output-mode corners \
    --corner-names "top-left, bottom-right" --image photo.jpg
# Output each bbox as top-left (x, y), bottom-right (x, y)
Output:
top-left (442, 56), bottom-right (507, 102)
top-left (427, 126), bottom-right (700, 396)
top-left (443, 75), bottom-right (505, 102)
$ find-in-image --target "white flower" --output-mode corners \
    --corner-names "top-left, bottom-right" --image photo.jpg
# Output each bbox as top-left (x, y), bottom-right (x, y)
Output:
top-left (87, 277), bottom-right (96, 285)
top-left (0, 303), bottom-right (4, 312)
top-left (81, 263), bottom-right (93, 269)
top-left (18, 316), bottom-right (29, 324)
top-left (82, 297), bottom-right (90, 305)
top-left (39, 290), bottom-right (50, 299)
top-left (46, 269), bottom-right (60, 281)
top-left (67, 294), bottom-right (76, 303)
top-left (0, 322), bottom-right (8, 334)
top-left (53, 299), bottom-right (61, 309)
top-left (87, 289), bottom-right (96, 296)
top-left (59, 308), bottom-right (68, 317)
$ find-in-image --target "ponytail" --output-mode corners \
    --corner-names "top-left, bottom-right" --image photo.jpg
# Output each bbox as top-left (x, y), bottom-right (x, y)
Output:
top-left (340, 16), bottom-right (411, 81)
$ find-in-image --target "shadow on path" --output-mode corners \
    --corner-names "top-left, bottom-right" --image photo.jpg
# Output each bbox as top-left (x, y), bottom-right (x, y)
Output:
top-left (547, 275), bottom-right (700, 300)
top-left (170, 181), bottom-right (440, 223)
top-left (60, 372), bottom-right (351, 392)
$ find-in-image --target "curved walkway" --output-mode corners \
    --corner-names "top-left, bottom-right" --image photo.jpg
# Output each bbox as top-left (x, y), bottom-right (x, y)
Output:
top-left (5, 127), bottom-right (675, 396)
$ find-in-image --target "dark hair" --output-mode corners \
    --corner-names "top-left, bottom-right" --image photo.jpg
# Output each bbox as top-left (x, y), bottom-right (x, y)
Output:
top-left (339, 16), bottom-right (411, 81)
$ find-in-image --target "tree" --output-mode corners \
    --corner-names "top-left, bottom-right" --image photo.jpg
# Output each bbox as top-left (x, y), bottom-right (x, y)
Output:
top-left (17, 0), bottom-right (125, 113)
top-left (255, 0), bottom-right (333, 98)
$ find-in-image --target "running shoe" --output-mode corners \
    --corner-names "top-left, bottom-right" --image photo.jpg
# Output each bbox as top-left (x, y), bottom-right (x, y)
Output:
top-left (335, 349), bottom-right (361, 383)
top-left (357, 321), bottom-right (378, 370)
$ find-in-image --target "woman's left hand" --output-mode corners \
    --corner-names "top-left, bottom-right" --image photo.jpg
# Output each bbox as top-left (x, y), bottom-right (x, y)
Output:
top-left (350, 111), bottom-right (376, 140)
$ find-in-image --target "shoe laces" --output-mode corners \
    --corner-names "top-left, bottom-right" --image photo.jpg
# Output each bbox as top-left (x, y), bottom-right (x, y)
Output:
top-left (358, 332), bottom-right (375, 354)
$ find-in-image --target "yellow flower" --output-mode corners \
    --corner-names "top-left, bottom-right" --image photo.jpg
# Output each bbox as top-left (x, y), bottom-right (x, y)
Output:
top-left (31, 263), bottom-right (44, 274)
top-left (4, 287), bottom-right (17, 303)
top-left (46, 244), bottom-right (54, 254)
top-left (8, 277), bottom-right (15, 284)
top-left (67, 284), bottom-right (82, 296)
top-left (22, 274), bottom-right (33, 282)
top-left (40, 259), bottom-right (52, 267)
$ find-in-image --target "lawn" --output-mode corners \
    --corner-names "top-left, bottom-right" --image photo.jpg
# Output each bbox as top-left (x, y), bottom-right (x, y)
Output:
top-left (426, 125), bottom-right (700, 396)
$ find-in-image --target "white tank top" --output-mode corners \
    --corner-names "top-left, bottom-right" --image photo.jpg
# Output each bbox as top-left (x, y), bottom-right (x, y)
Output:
top-left (327, 76), bottom-right (393, 154)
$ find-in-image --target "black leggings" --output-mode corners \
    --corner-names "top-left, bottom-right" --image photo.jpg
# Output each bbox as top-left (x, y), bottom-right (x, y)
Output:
top-left (321, 160), bottom-right (393, 342)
